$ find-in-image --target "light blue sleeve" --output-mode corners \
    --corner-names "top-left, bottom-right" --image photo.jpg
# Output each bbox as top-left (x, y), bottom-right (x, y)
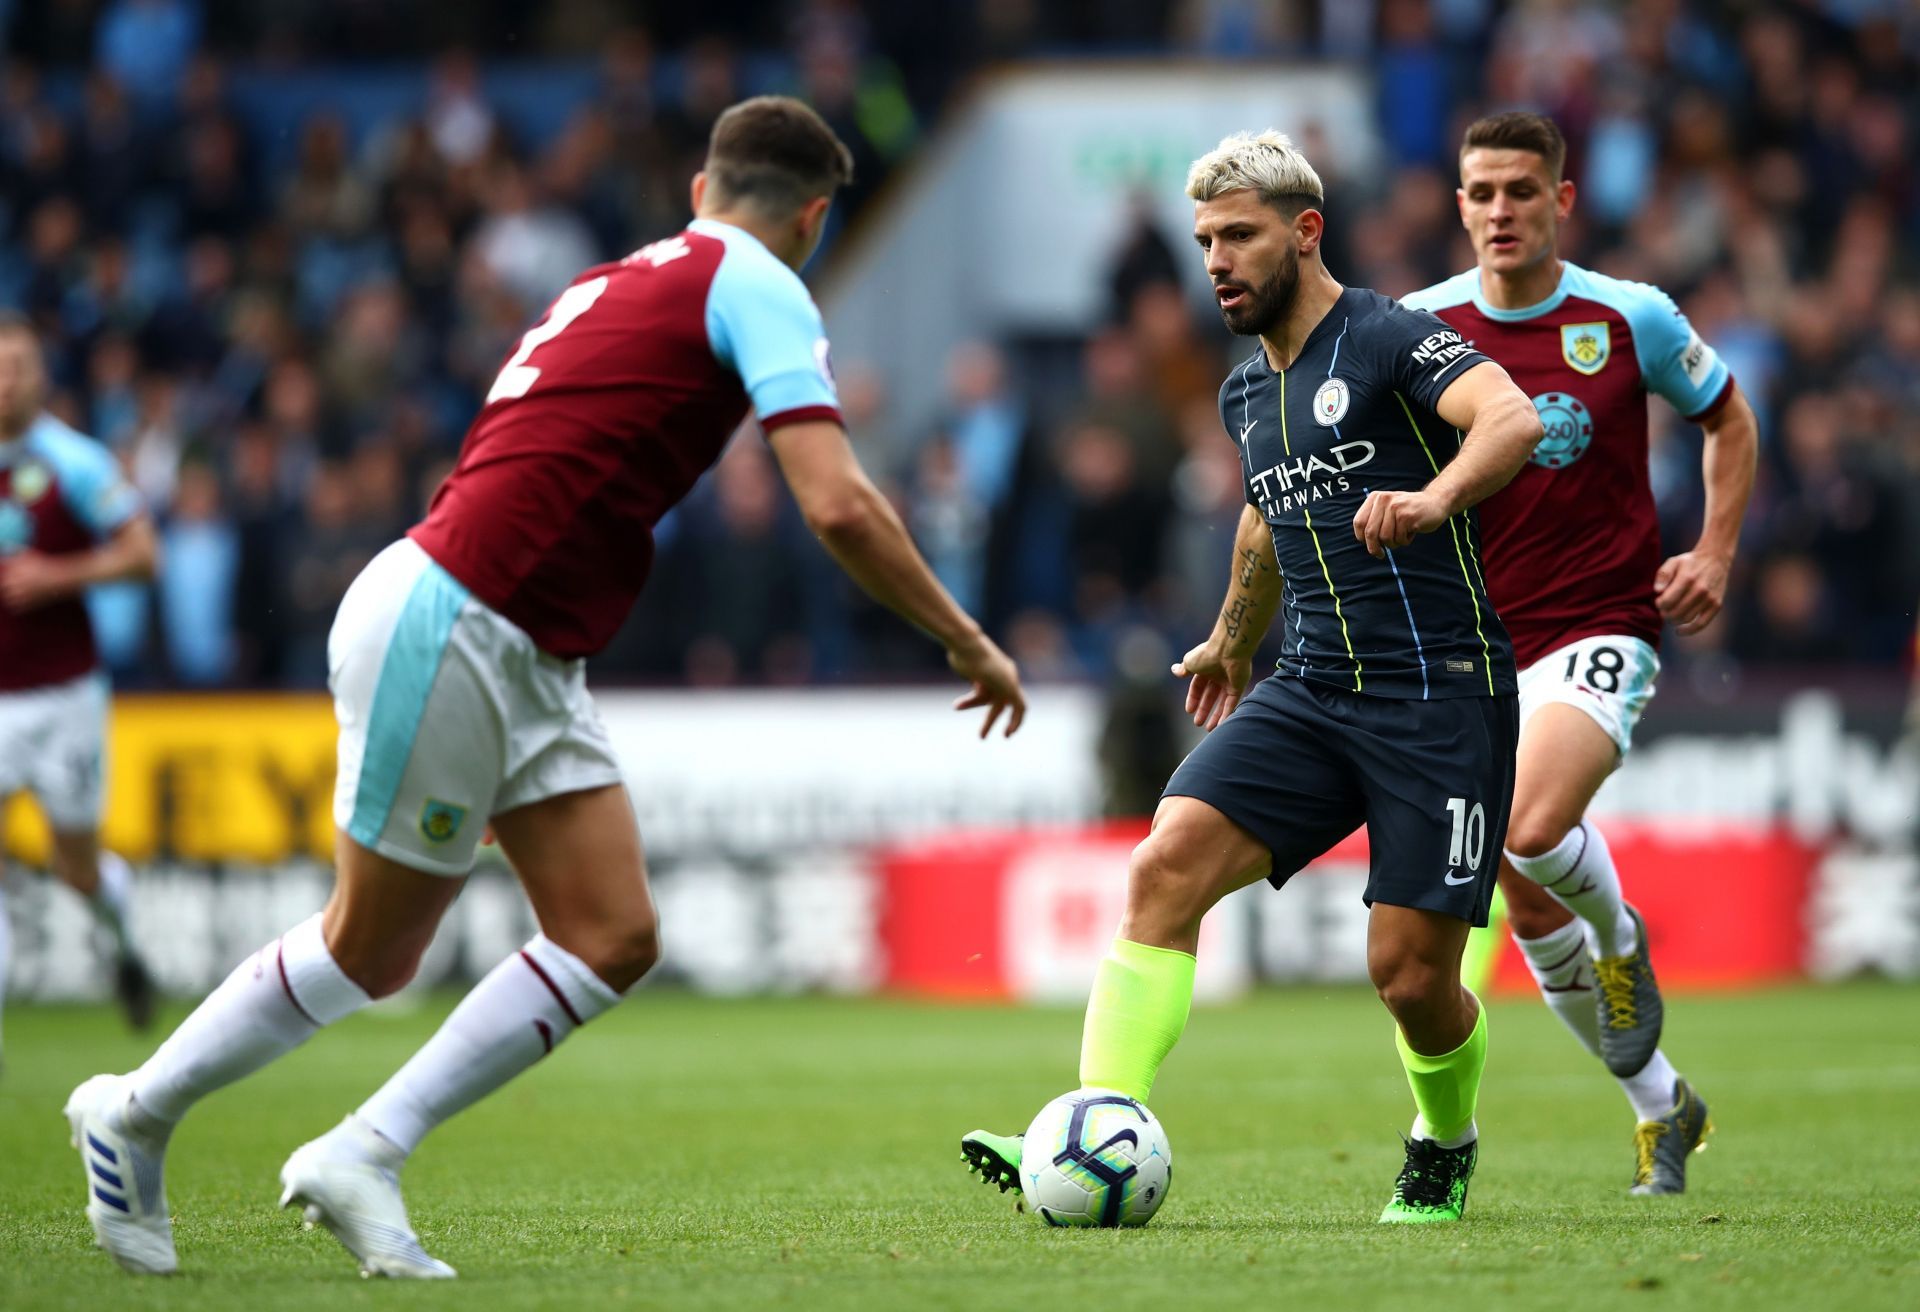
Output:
top-left (1614, 281), bottom-right (1732, 419)
top-left (1398, 270), bottom-right (1477, 315)
top-left (704, 247), bottom-right (841, 427)
top-left (43, 425), bottom-right (142, 539)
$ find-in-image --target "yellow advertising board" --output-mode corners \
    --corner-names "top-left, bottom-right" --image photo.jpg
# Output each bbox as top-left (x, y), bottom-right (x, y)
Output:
top-left (1, 695), bottom-right (337, 865)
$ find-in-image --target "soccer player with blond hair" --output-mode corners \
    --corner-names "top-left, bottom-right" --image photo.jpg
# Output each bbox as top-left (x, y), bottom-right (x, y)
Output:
top-left (963, 129), bottom-right (1546, 1223)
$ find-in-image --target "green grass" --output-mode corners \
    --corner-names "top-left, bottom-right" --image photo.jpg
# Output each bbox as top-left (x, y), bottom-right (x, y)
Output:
top-left (3, 983), bottom-right (1918, 1310)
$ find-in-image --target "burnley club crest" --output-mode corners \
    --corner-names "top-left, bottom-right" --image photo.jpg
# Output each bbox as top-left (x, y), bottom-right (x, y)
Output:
top-left (1561, 322), bottom-right (1611, 376)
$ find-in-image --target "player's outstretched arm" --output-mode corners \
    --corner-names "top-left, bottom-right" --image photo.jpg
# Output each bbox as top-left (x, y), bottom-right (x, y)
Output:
top-left (1352, 361), bottom-right (1542, 558)
top-left (767, 420), bottom-right (1025, 738)
top-left (0, 513), bottom-right (159, 612)
top-left (1655, 382), bottom-right (1757, 635)
top-left (1173, 503), bottom-right (1283, 731)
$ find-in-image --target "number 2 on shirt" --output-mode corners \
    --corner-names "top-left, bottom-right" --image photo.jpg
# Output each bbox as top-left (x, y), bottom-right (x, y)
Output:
top-left (486, 275), bottom-right (610, 405)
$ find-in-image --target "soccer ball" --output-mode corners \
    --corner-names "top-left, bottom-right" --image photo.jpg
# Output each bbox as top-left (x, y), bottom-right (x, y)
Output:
top-left (1020, 1088), bottom-right (1172, 1227)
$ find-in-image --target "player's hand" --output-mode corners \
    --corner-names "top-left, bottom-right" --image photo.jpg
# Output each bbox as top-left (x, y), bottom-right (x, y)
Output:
top-left (1172, 639), bottom-right (1252, 731)
top-left (949, 633), bottom-right (1026, 739)
top-left (0, 550), bottom-right (74, 611)
top-left (1655, 550), bottom-right (1731, 636)
top-left (1352, 490), bottom-right (1448, 559)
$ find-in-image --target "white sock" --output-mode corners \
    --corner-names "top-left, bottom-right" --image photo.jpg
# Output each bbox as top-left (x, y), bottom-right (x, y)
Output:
top-left (356, 934), bottom-right (622, 1156)
top-left (1505, 820), bottom-right (1637, 958)
top-left (90, 850), bottom-right (137, 958)
top-left (1514, 919), bottom-right (1603, 1059)
top-left (1411, 1115), bottom-right (1477, 1149)
top-left (1517, 921), bottom-right (1684, 1120)
top-left (1620, 1049), bottom-right (1682, 1122)
top-left (126, 914), bottom-right (369, 1126)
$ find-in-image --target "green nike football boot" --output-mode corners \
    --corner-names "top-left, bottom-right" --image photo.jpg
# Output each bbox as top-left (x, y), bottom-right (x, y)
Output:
top-left (1379, 1135), bottom-right (1477, 1223)
top-left (1630, 1079), bottom-right (1712, 1196)
top-left (960, 1130), bottom-right (1024, 1194)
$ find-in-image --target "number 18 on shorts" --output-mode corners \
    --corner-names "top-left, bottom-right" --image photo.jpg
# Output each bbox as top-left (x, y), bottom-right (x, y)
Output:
top-left (1517, 634), bottom-right (1660, 761)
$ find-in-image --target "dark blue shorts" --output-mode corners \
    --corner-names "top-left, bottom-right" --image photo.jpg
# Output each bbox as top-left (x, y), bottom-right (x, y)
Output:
top-left (1162, 674), bottom-right (1519, 926)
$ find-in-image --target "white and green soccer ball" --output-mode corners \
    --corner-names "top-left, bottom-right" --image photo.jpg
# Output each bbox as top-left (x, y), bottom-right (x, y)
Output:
top-left (1020, 1088), bottom-right (1172, 1228)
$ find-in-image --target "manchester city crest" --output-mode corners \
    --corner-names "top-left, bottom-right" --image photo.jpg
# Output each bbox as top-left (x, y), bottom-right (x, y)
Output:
top-left (1560, 322), bottom-right (1611, 376)
top-left (1529, 392), bottom-right (1594, 469)
top-left (419, 798), bottom-right (468, 844)
top-left (1313, 377), bottom-right (1350, 426)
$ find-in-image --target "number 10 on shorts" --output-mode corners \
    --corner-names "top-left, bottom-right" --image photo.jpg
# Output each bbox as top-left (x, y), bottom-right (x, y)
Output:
top-left (1445, 796), bottom-right (1486, 871)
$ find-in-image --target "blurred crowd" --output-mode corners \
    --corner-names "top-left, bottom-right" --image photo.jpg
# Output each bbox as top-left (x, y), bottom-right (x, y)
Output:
top-left (2, 0), bottom-right (1916, 691)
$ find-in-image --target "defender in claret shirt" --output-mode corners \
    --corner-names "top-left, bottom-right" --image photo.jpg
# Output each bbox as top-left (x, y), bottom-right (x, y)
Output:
top-left (1403, 112), bottom-right (1759, 1195)
top-left (65, 97), bottom-right (1025, 1279)
top-left (962, 131), bottom-right (1545, 1224)
top-left (0, 317), bottom-right (160, 1061)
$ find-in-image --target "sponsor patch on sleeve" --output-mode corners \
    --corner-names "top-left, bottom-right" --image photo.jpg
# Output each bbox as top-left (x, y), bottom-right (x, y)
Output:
top-left (1411, 328), bottom-right (1474, 375)
top-left (1680, 330), bottom-right (1715, 388)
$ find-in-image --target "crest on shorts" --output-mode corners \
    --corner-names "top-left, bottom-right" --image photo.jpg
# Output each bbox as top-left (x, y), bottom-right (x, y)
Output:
top-left (419, 798), bottom-right (468, 844)
top-left (1561, 322), bottom-right (1611, 376)
top-left (1312, 377), bottom-right (1350, 426)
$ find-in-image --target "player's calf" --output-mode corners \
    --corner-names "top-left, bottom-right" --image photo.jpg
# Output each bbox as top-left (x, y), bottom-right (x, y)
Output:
top-left (353, 933), bottom-right (631, 1163)
top-left (1369, 906), bottom-right (1487, 1222)
top-left (1365, 912), bottom-right (1476, 1053)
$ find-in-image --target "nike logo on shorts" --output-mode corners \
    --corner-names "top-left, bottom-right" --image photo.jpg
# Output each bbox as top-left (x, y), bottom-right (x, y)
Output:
top-left (1443, 871), bottom-right (1475, 886)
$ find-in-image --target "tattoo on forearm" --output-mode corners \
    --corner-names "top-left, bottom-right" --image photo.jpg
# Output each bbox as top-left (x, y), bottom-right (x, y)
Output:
top-left (1220, 542), bottom-right (1275, 652)
top-left (1237, 547), bottom-right (1266, 589)
top-left (1220, 593), bottom-right (1252, 647)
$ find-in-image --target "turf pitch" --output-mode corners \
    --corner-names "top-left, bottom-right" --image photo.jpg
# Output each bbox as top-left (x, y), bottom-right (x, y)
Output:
top-left (3, 982), bottom-right (1917, 1310)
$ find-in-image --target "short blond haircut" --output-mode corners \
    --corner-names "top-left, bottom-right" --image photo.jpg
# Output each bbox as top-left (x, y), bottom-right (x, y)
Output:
top-left (1184, 130), bottom-right (1325, 213)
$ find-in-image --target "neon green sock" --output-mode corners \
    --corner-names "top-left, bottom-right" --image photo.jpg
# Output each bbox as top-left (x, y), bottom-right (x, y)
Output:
top-left (1395, 996), bottom-right (1488, 1144)
top-left (1458, 886), bottom-right (1507, 999)
top-left (1077, 938), bottom-right (1196, 1103)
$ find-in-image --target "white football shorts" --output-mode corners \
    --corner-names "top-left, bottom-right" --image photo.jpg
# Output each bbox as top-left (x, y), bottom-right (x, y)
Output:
top-left (1516, 633), bottom-right (1660, 764)
top-left (329, 538), bottom-right (626, 876)
top-left (0, 670), bottom-right (109, 831)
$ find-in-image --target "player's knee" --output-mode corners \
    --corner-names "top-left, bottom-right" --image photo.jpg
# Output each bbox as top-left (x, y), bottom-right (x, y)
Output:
top-left (1123, 836), bottom-right (1211, 935)
top-left (1503, 812), bottom-right (1575, 861)
top-left (1504, 896), bottom-right (1569, 940)
top-left (609, 914), bottom-right (662, 981)
top-left (574, 909), bottom-right (661, 992)
top-left (333, 943), bottom-right (427, 1000)
top-left (1370, 954), bottom-right (1449, 1024)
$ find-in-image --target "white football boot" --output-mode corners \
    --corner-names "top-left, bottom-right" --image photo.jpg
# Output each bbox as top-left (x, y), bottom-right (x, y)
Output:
top-left (64, 1074), bottom-right (177, 1275)
top-left (278, 1116), bottom-right (455, 1279)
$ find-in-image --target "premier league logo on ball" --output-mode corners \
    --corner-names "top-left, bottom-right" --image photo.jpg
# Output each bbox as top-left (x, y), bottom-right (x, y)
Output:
top-left (1528, 392), bottom-right (1594, 469)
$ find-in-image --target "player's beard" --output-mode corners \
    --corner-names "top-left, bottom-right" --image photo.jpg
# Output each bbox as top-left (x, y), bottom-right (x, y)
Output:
top-left (1216, 245), bottom-right (1300, 338)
